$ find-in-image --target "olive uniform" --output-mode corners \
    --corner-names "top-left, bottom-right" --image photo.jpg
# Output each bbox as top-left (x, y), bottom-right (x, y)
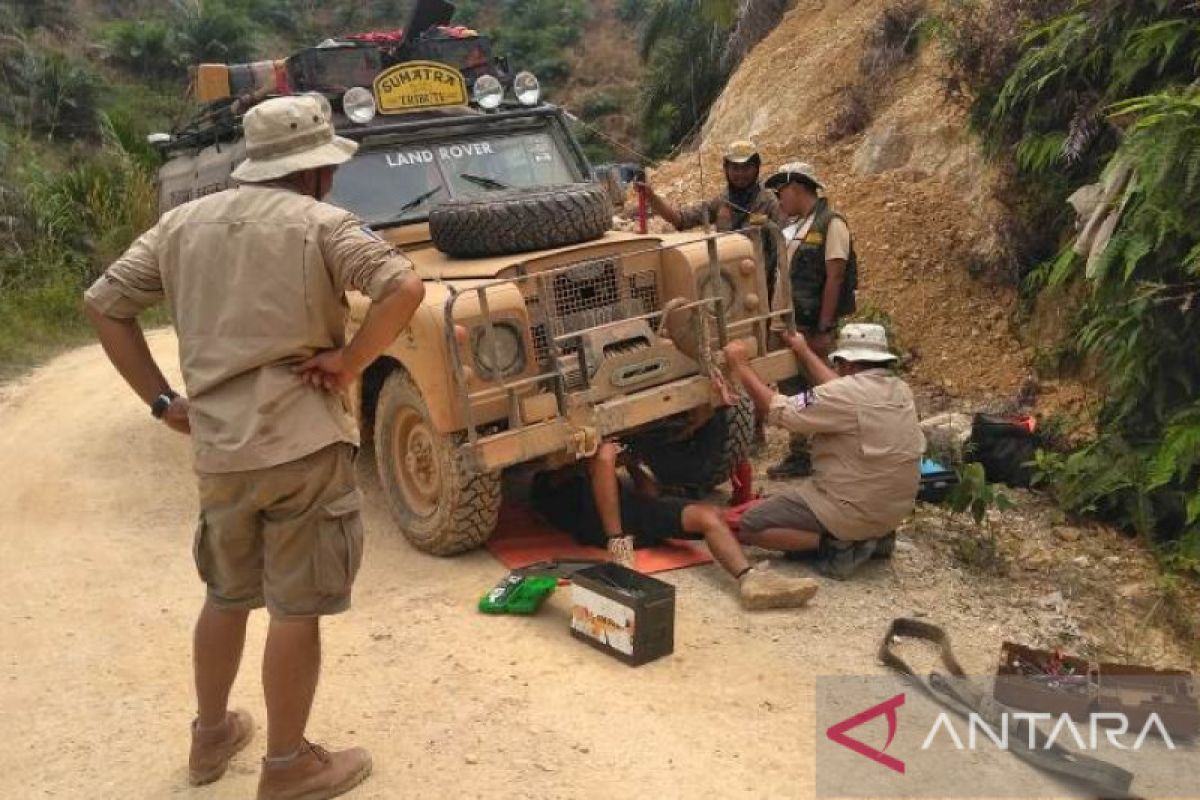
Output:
top-left (783, 198), bottom-right (857, 329)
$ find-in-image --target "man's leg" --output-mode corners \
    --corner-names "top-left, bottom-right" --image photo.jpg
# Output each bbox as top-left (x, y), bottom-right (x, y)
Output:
top-left (256, 444), bottom-right (372, 800)
top-left (194, 599), bottom-right (250, 728)
top-left (190, 598), bottom-right (256, 786)
top-left (681, 505), bottom-right (751, 577)
top-left (262, 617), bottom-right (321, 758)
top-left (587, 442), bottom-right (635, 567)
top-left (587, 442), bottom-right (624, 539)
top-left (740, 526), bottom-right (821, 554)
top-left (190, 472), bottom-right (266, 786)
top-left (681, 504), bottom-right (817, 610)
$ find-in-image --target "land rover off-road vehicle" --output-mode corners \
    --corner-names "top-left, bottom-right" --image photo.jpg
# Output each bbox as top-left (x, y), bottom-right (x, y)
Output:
top-left (150, 0), bottom-right (802, 556)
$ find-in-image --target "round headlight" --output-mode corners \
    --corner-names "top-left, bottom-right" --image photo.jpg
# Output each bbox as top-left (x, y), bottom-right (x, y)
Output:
top-left (513, 71), bottom-right (541, 106)
top-left (473, 74), bottom-right (504, 110)
top-left (343, 87), bottom-right (377, 124)
top-left (472, 323), bottom-right (523, 378)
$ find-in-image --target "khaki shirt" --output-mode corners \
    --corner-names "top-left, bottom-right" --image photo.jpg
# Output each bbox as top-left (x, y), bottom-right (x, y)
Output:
top-left (768, 370), bottom-right (925, 541)
top-left (85, 184), bottom-right (413, 474)
top-left (677, 187), bottom-right (787, 232)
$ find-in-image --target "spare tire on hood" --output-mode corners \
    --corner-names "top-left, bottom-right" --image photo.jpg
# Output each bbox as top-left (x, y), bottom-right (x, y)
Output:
top-left (429, 183), bottom-right (611, 258)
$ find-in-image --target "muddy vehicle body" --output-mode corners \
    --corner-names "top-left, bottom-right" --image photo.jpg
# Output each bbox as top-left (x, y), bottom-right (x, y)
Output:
top-left (152, 2), bottom-right (800, 555)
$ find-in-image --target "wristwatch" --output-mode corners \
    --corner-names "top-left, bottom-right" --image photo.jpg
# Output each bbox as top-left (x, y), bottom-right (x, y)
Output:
top-left (150, 390), bottom-right (179, 419)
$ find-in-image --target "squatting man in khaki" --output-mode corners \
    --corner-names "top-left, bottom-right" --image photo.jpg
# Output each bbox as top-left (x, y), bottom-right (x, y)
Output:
top-left (722, 324), bottom-right (924, 579)
top-left (84, 95), bottom-right (425, 799)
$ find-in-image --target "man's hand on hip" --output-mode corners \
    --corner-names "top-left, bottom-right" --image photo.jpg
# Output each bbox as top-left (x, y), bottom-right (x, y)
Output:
top-left (296, 349), bottom-right (356, 393)
top-left (162, 396), bottom-right (192, 435)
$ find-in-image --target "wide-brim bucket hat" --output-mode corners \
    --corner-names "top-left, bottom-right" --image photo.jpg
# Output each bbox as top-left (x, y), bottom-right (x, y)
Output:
top-left (829, 323), bottom-right (898, 364)
top-left (765, 161), bottom-right (824, 191)
top-left (232, 94), bottom-right (358, 183)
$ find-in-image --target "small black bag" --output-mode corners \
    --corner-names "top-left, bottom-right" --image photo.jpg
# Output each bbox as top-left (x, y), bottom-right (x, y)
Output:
top-left (968, 414), bottom-right (1038, 488)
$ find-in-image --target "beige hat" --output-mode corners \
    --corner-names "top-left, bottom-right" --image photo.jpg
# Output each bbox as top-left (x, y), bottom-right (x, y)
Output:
top-left (231, 95), bottom-right (358, 183)
top-left (829, 323), bottom-right (897, 364)
top-left (765, 161), bottom-right (824, 191)
top-left (723, 139), bottom-right (760, 164)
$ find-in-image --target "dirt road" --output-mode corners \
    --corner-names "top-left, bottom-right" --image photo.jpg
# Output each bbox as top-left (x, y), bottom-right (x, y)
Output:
top-left (0, 333), bottom-right (1185, 799)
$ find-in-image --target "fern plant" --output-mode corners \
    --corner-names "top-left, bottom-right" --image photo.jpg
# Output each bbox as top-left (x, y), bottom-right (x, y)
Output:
top-left (944, 1), bottom-right (1200, 575)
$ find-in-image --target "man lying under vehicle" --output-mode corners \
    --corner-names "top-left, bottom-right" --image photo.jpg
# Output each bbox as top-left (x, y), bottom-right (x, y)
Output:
top-left (530, 442), bottom-right (818, 611)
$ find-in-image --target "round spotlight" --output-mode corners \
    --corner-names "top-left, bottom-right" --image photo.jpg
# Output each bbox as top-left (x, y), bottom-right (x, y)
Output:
top-left (304, 92), bottom-right (334, 122)
top-left (343, 87), bottom-right (377, 125)
top-left (473, 75), bottom-right (504, 110)
top-left (513, 71), bottom-right (541, 106)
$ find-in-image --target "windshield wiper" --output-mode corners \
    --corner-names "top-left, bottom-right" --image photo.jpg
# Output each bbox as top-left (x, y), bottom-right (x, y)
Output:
top-left (396, 186), bottom-right (445, 214)
top-left (461, 173), bottom-right (510, 191)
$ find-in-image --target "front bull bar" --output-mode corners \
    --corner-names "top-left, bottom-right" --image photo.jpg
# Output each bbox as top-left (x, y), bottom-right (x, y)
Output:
top-left (441, 223), bottom-right (797, 471)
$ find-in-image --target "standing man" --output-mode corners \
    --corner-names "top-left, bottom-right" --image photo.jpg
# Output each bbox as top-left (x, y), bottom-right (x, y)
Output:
top-left (84, 95), bottom-right (425, 800)
top-left (764, 162), bottom-right (858, 478)
top-left (531, 442), bottom-right (819, 610)
top-left (637, 140), bottom-right (788, 298)
top-left (722, 325), bottom-right (924, 579)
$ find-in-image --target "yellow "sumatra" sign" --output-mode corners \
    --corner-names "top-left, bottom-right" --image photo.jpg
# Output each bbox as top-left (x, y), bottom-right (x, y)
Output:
top-left (373, 61), bottom-right (468, 114)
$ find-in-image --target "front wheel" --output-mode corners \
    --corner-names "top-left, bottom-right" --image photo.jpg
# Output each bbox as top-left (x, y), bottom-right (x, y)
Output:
top-left (373, 371), bottom-right (501, 555)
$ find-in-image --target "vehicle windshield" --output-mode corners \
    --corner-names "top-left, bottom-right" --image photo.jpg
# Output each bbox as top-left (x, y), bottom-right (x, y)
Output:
top-left (328, 129), bottom-right (577, 228)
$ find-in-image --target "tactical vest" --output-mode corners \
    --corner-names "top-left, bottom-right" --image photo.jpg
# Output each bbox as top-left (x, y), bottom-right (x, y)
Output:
top-left (789, 198), bottom-right (858, 328)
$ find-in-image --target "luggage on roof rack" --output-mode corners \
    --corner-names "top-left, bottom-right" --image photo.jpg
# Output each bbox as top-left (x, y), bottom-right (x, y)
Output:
top-left (287, 43), bottom-right (382, 95)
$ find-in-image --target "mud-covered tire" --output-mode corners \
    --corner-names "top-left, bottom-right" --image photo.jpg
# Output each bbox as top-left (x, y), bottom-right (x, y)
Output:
top-left (373, 371), bottom-right (501, 555)
top-left (429, 183), bottom-right (611, 258)
top-left (632, 393), bottom-right (755, 495)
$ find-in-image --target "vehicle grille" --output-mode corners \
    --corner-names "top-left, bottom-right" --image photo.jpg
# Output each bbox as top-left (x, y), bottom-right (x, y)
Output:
top-left (526, 257), bottom-right (661, 368)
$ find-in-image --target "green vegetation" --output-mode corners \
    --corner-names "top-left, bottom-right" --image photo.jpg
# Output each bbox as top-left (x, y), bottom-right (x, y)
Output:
top-left (453, 0), bottom-right (587, 85)
top-left (946, 462), bottom-right (1016, 572)
top-left (636, 0), bottom-right (737, 157)
top-left (0, 12), bottom-right (172, 376)
top-left (633, 0), bottom-right (789, 156)
top-left (939, 0), bottom-right (1200, 574)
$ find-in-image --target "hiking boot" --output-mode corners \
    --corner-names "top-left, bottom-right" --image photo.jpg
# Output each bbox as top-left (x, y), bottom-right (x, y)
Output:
top-left (607, 535), bottom-right (636, 569)
top-left (872, 532), bottom-right (897, 560)
top-left (816, 538), bottom-right (877, 580)
top-left (258, 741), bottom-right (372, 800)
top-left (767, 450), bottom-right (812, 479)
top-left (739, 568), bottom-right (819, 610)
top-left (189, 708), bottom-right (255, 786)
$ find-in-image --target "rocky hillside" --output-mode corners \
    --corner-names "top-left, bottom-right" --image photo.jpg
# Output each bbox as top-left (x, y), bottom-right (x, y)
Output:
top-left (648, 0), bottom-right (1088, 420)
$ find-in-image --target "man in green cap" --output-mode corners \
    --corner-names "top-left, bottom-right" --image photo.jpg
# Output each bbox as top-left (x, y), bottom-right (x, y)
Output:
top-left (636, 139), bottom-right (788, 300)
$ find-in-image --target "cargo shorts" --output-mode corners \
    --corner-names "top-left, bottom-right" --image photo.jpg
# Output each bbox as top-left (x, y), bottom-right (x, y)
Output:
top-left (737, 489), bottom-right (831, 541)
top-left (192, 443), bottom-right (363, 619)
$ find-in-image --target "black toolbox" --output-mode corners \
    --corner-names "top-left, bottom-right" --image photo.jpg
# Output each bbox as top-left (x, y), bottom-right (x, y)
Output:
top-left (994, 642), bottom-right (1200, 738)
top-left (570, 564), bottom-right (674, 667)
